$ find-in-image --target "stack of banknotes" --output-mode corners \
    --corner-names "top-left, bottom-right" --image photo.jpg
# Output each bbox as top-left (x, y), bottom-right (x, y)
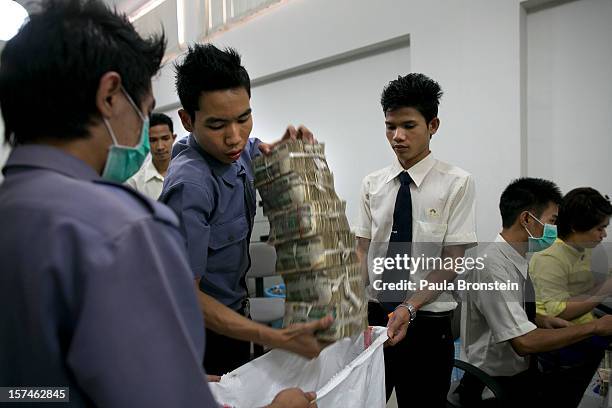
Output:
top-left (253, 140), bottom-right (367, 341)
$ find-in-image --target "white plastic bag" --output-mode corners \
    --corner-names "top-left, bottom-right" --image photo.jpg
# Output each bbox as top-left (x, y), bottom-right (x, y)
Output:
top-left (209, 326), bottom-right (388, 408)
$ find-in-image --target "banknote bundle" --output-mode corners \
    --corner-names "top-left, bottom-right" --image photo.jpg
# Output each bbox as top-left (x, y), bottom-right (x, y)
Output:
top-left (253, 140), bottom-right (367, 340)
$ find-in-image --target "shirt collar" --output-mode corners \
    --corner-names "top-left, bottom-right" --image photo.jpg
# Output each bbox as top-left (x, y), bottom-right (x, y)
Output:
top-left (143, 158), bottom-right (164, 183)
top-left (495, 234), bottom-right (529, 279)
top-left (3, 144), bottom-right (100, 181)
top-left (556, 238), bottom-right (588, 261)
top-left (385, 152), bottom-right (436, 188)
top-left (187, 134), bottom-right (243, 186)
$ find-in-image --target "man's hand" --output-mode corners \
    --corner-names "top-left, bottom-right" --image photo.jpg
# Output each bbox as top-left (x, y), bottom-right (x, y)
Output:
top-left (535, 314), bottom-right (571, 329)
top-left (259, 125), bottom-right (316, 155)
top-left (266, 388), bottom-right (317, 408)
top-left (593, 315), bottom-right (612, 336)
top-left (385, 307), bottom-right (410, 346)
top-left (206, 374), bottom-right (221, 383)
top-left (270, 316), bottom-right (333, 359)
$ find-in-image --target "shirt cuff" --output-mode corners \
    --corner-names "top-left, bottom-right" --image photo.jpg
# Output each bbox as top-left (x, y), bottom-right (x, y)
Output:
top-left (444, 232), bottom-right (477, 245)
top-left (493, 321), bottom-right (537, 343)
top-left (353, 227), bottom-right (371, 239)
top-left (544, 300), bottom-right (568, 317)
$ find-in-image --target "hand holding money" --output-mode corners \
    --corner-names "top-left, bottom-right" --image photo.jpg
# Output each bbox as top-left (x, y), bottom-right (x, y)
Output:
top-left (259, 125), bottom-right (317, 155)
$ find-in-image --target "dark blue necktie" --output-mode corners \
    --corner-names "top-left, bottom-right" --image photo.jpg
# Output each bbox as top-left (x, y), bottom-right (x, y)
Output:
top-left (380, 172), bottom-right (413, 311)
top-left (389, 172), bottom-right (413, 245)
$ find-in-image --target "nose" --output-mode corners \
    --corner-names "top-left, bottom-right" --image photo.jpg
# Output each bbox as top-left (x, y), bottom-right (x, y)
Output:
top-left (393, 128), bottom-right (406, 143)
top-left (603, 229), bottom-right (608, 239)
top-left (225, 123), bottom-right (242, 147)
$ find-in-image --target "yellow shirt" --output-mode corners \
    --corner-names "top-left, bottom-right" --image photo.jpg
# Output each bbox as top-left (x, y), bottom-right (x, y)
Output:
top-left (529, 238), bottom-right (595, 324)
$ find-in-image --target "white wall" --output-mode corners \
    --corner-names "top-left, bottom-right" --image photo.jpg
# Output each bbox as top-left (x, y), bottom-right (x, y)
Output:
top-left (155, 0), bottom-right (527, 242)
top-left (526, 0), bottom-right (612, 200)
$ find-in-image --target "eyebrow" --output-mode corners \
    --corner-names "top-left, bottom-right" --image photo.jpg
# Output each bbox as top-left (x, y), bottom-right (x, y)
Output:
top-left (385, 120), bottom-right (416, 126)
top-left (205, 108), bottom-right (252, 124)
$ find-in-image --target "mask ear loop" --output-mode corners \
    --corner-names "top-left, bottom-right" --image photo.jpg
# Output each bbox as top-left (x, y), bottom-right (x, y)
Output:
top-left (103, 118), bottom-right (119, 146)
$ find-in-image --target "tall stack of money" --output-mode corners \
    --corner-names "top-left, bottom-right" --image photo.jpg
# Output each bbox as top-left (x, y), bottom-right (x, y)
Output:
top-left (253, 140), bottom-right (367, 341)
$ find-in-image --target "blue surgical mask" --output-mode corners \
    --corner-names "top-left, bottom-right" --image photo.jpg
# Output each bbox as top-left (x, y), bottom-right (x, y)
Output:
top-left (101, 87), bottom-right (150, 183)
top-left (525, 212), bottom-right (557, 253)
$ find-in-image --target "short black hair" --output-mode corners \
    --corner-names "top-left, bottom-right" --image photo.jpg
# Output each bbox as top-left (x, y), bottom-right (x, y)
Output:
top-left (380, 73), bottom-right (443, 123)
top-left (557, 188), bottom-right (612, 239)
top-left (150, 113), bottom-right (173, 133)
top-left (499, 178), bottom-right (563, 229)
top-left (174, 44), bottom-right (250, 120)
top-left (0, 0), bottom-right (166, 146)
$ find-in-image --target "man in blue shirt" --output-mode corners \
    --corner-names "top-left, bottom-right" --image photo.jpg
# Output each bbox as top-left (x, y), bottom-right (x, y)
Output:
top-left (0, 1), bottom-right (317, 406)
top-left (160, 44), bottom-right (329, 375)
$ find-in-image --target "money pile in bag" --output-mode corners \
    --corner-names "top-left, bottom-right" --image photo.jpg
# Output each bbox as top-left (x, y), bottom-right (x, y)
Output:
top-left (253, 140), bottom-right (367, 341)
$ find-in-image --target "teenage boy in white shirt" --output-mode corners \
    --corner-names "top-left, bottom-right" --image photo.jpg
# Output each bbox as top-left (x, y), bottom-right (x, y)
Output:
top-left (355, 73), bottom-right (477, 407)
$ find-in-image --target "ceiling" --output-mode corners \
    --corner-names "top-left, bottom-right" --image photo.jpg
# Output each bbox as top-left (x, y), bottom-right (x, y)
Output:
top-left (15, 0), bottom-right (149, 16)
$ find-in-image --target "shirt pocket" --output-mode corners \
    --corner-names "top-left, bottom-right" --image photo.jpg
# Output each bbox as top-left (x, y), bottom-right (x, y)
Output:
top-left (208, 216), bottom-right (249, 273)
top-left (413, 221), bottom-right (447, 257)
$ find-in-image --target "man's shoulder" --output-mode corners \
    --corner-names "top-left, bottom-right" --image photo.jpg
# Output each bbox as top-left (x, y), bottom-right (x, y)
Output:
top-left (362, 165), bottom-right (394, 187)
top-left (2, 173), bottom-right (178, 238)
top-left (165, 147), bottom-right (215, 188)
top-left (431, 159), bottom-right (472, 180)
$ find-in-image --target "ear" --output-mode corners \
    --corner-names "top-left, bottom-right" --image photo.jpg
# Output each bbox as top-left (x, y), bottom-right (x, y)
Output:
top-left (172, 133), bottom-right (177, 141)
top-left (519, 211), bottom-right (531, 227)
top-left (96, 72), bottom-right (122, 119)
top-left (178, 109), bottom-right (194, 133)
top-left (429, 117), bottom-right (440, 136)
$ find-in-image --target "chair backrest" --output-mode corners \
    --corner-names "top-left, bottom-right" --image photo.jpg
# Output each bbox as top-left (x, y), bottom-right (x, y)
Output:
top-left (247, 242), bottom-right (277, 278)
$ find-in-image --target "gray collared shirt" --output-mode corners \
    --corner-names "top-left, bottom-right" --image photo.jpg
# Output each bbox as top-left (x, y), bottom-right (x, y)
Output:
top-left (460, 235), bottom-right (537, 377)
top-left (0, 145), bottom-right (216, 407)
top-left (160, 135), bottom-right (261, 310)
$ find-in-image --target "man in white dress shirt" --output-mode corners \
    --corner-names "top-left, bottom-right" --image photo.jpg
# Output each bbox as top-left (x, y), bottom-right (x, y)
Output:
top-left (355, 73), bottom-right (477, 407)
top-left (126, 113), bottom-right (176, 199)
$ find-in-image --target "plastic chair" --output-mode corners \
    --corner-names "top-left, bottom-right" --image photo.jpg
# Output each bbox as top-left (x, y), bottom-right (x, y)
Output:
top-left (247, 242), bottom-right (285, 357)
top-left (446, 304), bottom-right (511, 408)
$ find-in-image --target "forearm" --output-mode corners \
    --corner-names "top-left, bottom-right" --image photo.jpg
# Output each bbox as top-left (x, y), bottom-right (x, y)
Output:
top-left (557, 299), bottom-right (600, 321)
top-left (404, 245), bottom-right (465, 310)
top-left (405, 268), bottom-right (457, 310)
top-left (513, 322), bottom-right (597, 355)
top-left (194, 282), bottom-right (279, 346)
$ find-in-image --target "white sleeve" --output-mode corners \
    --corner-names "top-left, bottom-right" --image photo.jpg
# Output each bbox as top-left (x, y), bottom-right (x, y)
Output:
top-left (445, 175), bottom-right (477, 245)
top-left (354, 177), bottom-right (372, 239)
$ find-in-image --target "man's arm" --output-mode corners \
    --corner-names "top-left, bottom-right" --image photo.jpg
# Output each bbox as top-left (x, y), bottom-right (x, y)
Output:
top-left (194, 279), bottom-right (332, 359)
top-left (510, 315), bottom-right (612, 356)
top-left (67, 220), bottom-right (216, 407)
top-left (556, 278), bottom-right (612, 320)
top-left (531, 253), bottom-right (612, 321)
top-left (386, 245), bottom-right (467, 345)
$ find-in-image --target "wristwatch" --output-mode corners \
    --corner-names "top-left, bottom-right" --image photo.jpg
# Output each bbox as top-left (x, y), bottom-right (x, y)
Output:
top-left (395, 302), bottom-right (416, 323)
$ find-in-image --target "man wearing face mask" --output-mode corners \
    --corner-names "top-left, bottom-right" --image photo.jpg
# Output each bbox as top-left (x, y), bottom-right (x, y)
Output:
top-left (0, 1), bottom-right (318, 407)
top-left (529, 187), bottom-right (612, 408)
top-left (459, 178), bottom-right (612, 407)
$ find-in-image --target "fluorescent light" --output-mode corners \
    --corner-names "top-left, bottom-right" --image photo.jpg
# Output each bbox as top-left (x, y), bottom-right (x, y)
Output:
top-left (129, 0), bottom-right (166, 22)
top-left (0, 0), bottom-right (28, 41)
top-left (176, 0), bottom-right (185, 45)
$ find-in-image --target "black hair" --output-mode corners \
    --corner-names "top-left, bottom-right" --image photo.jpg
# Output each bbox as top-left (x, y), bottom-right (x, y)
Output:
top-left (174, 43), bottom-right (251, 120)
top-left (500, 178), bottom-right (563, 229)
top-left (557, 188), bottom-right (612, 239)
top-left (0, 0), bottom-right (166, 146)
top-left (380, 73), bottom-right (443, 123)
top-left (150, 113), bottom-right (173, 133)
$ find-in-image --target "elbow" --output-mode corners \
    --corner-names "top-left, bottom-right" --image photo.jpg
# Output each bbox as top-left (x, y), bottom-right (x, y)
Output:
top-left (510, 336), bottom-right (533, 357)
